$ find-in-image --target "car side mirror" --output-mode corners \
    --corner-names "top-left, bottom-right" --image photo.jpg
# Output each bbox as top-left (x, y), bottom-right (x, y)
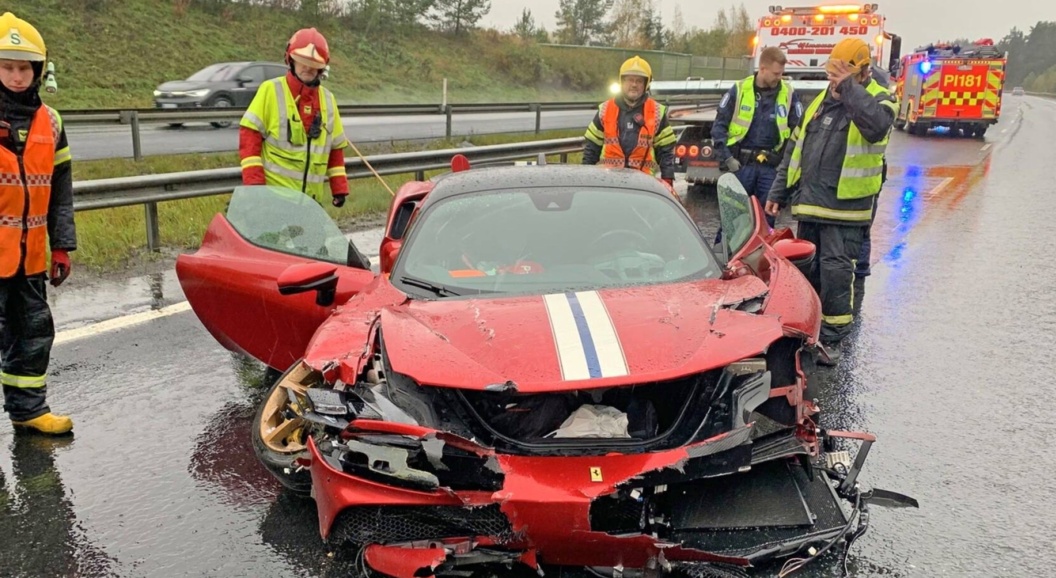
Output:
top-left (773, 238), bottom-right (816, 276)
top-left (380, 242), bottom-right (401, 275)
top-left (277, 262), bottom-right (338, 306)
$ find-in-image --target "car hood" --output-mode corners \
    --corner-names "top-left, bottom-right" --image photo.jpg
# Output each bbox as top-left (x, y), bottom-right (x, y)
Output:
top-left (156, 80), bottom-right (212, 92)
top-left (380, 276), bottom-right (783, 393)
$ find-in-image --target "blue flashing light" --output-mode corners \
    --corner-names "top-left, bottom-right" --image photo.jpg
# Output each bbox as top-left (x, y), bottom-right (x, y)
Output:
top-left (903, 189), bottom-right (916, 202)
top-left (919, 60), bottom-right (932, 74)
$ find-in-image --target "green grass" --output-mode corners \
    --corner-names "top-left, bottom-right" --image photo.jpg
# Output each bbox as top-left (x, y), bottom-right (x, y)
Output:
top-left (10, 0), bottom-right (610, 110)
top-left (72, 129), bottom-right (584, 271)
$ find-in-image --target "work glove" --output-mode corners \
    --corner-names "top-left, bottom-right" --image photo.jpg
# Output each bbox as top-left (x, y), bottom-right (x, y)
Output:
top-left (332, 193), bottom-right (347, 208)
top-left (723, 157), bottom-right (741, 172)
top-left (50, 249), bottom-right (71, 287)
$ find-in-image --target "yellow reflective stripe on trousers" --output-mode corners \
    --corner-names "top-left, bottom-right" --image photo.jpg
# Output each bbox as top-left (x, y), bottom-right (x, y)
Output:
top-left (823, 313), bottom-right (853, 326)
top-left (326, 165), bottom-right (346, 178)
top-left (791, 204), bottom-right (874, 221)
top-left (241, 155), bottom-right (263, 169)
top-left (1, 373), bottom-right (47, 388)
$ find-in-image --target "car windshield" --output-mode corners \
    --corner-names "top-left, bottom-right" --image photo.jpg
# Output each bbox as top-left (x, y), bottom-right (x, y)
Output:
top-left (186, 63), bottom-right (238, 82)
top-left (391, 186), bottom-right (722, 298)
top-left (225, 185), bottom-right (354, 266)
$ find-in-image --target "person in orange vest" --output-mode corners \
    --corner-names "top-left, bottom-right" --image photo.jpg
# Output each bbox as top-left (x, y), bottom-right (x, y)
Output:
top-left (0, 12), bottom-right (75, 435)
top-left (582, 56), bottom-right (677, 188)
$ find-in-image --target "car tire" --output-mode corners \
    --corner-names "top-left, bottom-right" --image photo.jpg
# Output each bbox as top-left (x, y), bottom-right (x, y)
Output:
top-left (251, 368), bottom-right (313, 495)
top-left (209, 96), bottom-right (234, 129)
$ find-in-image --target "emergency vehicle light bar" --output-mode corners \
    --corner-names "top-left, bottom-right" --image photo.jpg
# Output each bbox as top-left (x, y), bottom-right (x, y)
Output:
top-left (768, 4), bottom-right (878, 15)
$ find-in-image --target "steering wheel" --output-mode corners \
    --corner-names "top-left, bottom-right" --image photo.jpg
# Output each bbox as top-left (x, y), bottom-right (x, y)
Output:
top-left (588, 229), bottom-right (650, 256)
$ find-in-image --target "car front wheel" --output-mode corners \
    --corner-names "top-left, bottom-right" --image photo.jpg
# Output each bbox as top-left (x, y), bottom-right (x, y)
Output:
top-left (251, 366), bottom-right (313, 495)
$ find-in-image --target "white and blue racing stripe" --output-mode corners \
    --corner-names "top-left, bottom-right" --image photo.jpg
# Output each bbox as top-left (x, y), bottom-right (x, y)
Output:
top-left (543, 291), bottom-right (629, 380)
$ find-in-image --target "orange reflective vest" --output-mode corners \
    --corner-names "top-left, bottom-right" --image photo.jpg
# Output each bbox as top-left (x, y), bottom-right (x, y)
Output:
top-left (0, 106), bottom-right (56, 278)
top-left (599, 98), bottom-right (660, 175)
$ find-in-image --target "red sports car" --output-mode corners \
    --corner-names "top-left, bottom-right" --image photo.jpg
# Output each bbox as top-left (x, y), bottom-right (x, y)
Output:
top-left (176, 165), bottom-right (915, 577)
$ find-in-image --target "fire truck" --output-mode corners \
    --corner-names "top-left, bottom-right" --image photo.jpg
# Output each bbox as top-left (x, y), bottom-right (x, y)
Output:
top-left (649, 4), bottom-right (902, 193)
top-left (752, 4), bottom-right (901, 81)
top-left (893, 39), bottom-right (1007, 138)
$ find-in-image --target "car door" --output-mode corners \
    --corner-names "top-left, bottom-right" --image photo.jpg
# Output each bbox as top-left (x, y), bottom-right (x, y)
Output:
top-left (176, 185), bottom-right (375, 372)
top-left (232, 65), bottom-right (266, 107)
top-left (716, 173), bottom-right (770, 274)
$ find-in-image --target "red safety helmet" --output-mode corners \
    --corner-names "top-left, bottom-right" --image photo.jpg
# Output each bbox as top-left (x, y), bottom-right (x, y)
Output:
top-left (285, 28), bottom-right (330, 70)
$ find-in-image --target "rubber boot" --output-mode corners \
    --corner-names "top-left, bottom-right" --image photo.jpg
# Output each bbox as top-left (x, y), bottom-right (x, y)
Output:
top-left (816, 341), bottom-right (841, 367)
top-left (11, 412), bottom-right (73, 435)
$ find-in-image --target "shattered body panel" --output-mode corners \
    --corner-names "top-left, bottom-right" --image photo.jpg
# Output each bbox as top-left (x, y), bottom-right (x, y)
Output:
top-left (177, 171), bottom-right (917, 578)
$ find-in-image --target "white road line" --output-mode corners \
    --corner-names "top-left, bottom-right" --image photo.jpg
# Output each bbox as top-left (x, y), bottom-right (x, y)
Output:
top-left (54, 301), bottom-right (193, 346)
top-left (928, 177), bottom-right (955, 197)
top-left (981, 143), bottom-right (992, 151)
top-left (54, 254), bottom-right (382, 345)
top-left (891, 177), bottom-right (954, 232)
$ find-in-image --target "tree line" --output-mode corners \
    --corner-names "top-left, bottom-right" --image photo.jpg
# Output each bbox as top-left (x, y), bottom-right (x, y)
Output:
top-left (517, 0), bottom-right (754, 58)
top-left (996, 22), bottom-right (1056, 92)
top-left (191, 0), bottom-right (755, 58)
top-left (191, 0), bottom-right (492, 36)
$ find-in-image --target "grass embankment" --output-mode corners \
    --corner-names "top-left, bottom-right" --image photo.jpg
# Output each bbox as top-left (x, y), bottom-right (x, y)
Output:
top-left (72, 130), bottom-right (585, 271)
top-left (11, 0), bottom-right (609, 109)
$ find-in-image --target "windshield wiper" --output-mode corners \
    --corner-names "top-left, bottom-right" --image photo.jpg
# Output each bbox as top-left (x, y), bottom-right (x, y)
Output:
top-left (398, 275), bottom-right (462, 297)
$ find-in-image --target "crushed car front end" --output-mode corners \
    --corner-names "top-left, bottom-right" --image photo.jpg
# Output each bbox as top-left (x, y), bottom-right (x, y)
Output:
top-left (276, 332), bottom-right (902, 578)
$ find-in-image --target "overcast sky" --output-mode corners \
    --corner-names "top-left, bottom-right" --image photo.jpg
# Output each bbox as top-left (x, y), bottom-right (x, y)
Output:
top-left (481, 1), bottom-right (1048, 53)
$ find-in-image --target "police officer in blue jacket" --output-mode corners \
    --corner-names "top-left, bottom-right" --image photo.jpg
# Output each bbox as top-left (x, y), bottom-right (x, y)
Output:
top-left (712, 47), bottom-right (803, 230)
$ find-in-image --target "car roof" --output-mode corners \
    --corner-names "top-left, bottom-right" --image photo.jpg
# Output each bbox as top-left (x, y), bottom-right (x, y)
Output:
top-left (422, 164), bottom-right (674, 207)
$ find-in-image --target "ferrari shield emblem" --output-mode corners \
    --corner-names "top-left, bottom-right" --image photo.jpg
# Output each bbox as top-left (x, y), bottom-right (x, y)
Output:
top-left (590, 467), bottom-right (603, 482)
top-left (303, 105), bottom-right (313, 115)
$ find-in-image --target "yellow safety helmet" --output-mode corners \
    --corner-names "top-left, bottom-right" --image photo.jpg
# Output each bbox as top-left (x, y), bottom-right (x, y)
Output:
top-left (619, 55), bottom-right (652, 87)
top-left (826, 38), bottom-right (871, 75)
top-left (0, 12), bottom-right (47, 62)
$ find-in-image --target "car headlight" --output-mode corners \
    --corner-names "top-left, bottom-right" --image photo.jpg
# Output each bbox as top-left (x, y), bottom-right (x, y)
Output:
top-left (153, 89), bottom-right (162, 97)
top-left (180, 89), bottom-right (210, 98)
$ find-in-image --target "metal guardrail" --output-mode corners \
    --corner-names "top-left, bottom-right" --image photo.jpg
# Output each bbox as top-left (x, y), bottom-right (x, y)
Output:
top-left (72, 137), bottom-right (587, 251)
top-left (59, 96), bottom-right (720, 161)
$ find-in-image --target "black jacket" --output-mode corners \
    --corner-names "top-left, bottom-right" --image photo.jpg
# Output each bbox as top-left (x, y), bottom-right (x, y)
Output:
top-left (768, 77), bottom-right (896, 226)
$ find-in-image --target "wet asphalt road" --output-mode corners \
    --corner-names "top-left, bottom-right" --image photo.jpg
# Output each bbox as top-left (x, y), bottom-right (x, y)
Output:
top-left (2, 95), bottom-right (1053, 577)
top-left (65, 110), bottom-right (597, 161)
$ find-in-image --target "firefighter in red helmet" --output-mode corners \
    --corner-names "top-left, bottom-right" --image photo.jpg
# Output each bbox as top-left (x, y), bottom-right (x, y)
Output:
top-left (238, 28), bottom-right (355, 210)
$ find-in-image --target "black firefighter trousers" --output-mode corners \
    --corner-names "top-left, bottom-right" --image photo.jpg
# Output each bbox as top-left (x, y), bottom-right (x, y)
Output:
top-left (796, 221), bottom-right (864, 344)
top-left (0, 273), bottom-right (55, 422)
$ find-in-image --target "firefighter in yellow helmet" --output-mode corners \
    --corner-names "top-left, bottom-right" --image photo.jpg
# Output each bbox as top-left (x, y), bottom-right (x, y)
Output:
top-left (0, 12), bottom-right (76, 434)
top-left (583, 56), bottom-right (677, 188)
top-left (765, 37), bottom-right (897, 365)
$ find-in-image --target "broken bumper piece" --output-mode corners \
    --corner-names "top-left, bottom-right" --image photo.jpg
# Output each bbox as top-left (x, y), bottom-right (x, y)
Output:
top-left (299, 420), bottom-right (918, 576)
